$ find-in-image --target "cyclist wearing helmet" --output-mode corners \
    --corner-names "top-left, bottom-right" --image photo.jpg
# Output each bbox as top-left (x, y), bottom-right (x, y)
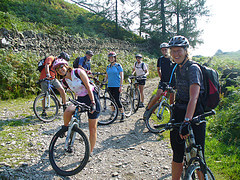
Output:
top-left (168, 35), bottom-right (205, 180)
top-left (143, 43), bottom-right (175, 119)
top-left (53, 59), bottom-right (100, 154)
top-left (132, 54), bottom-right (149, 108)
top-left (104, 52), bottom-right (125, 122)
top-left (74, 50), bottom-right (94, 71)
top-left (39, 53), bottom-right (69, 116)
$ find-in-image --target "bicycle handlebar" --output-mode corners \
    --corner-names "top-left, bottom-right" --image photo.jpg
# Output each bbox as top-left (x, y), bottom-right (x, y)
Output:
top-left (69, 98), bottom-right (90, 111)
top-left (158, 110), bottom-right (216, 133)
top-left (128, 75), bottom-right (147, 80)
top-left (92, 72), bottom-right (106, 76)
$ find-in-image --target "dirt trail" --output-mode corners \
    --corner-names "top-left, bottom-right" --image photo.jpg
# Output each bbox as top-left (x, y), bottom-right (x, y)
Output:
top-left (0, 77), bottom-right (173, 180)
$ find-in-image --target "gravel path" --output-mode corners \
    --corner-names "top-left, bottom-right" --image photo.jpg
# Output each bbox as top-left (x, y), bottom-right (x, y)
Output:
top-left (0, 77), bottom-right (173, 180)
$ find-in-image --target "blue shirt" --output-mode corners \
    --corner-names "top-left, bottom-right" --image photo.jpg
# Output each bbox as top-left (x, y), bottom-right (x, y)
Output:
top-left (78, 56), bottom-right (91, 70)
top-left (106, 63), bottom-right (123, 87)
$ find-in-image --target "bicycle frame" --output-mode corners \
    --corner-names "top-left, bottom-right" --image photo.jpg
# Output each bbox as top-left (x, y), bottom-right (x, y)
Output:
top-left (156, 90), bottom-right (169, 118)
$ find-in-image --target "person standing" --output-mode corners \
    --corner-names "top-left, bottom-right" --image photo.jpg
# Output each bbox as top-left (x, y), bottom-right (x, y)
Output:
top-left (104, 52), bottom-right (125, 122)
top-left (168, 35), bottom-right (205, 180)
top-left (53, 59), bottom-right (100, 153)
top-left (39, 52), bottom-right (69, 116)
top-left (143, 43), bottom-right (175, 118)
top-left (132, 54), bottom-right (149, 108)
top-left (73, 50), bottom-right (94, 71)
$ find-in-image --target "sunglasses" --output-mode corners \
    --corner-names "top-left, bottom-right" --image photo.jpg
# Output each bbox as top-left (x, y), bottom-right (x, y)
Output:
top-left (56, 64), bottom-right (64, 71)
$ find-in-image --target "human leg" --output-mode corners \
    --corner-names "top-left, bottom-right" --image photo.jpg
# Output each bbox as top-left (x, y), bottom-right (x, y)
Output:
top-left (88, 118), bottom-right (98, 153)
top-left (147, 89), bottom-right (163, 110)
top-left (53, 79), bottom-right (67, 105)
top-left (63, 104), bottom-right (75, 126)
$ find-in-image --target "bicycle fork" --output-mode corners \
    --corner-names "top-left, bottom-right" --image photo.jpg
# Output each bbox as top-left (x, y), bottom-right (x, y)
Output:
top-left (156, 97), bottom-right (167, 119)
top-left (64, 120), bottom-right (79, 152)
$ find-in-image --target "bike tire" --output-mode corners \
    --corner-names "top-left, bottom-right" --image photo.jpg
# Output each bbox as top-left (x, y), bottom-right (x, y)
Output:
top-left (145, 102), bottom-right (172, 133)
top-left (184, 164), bottom-right (215, 180)
top-left (49, 126), bottom-right (90, 176)
top-left (120, 92), bottom-right (132, 118)
top-left (33, 93), bottom-right (59, 122)
top-left (127, 86), bottom-right (140, 113)
top-left (65, 88), bottom-right (75, 101)
top-left (98, 97), bottom-right (118, 125)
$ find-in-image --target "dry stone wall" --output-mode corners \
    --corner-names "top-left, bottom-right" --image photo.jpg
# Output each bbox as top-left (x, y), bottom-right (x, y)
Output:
top-left (0, 28), bottom-right (152, 56)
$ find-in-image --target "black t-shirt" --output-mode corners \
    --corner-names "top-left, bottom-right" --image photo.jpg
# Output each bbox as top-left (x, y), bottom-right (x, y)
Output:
top-left (157, 56), bottom-right (175, 84)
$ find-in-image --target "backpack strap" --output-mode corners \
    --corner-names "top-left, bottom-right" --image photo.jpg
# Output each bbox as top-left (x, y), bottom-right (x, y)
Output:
top-left (74, 69), bottom-right (86, 87)
top-left (62, 78), bottom-right (69, 89)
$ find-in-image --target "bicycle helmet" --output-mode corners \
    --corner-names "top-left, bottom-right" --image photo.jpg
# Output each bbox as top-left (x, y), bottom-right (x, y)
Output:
top-left (168, 35), bottom-right (189, 48)
top-left (52, 58), bottom-right (69, 70)
top-left (160, 42), bottom-right (169, 49)
top-left (108, 52), bottom-right (117, 57)
top-left (86, 50), bottom-right (94, 56)
top-left (58, 52), bottom-right (70, 61)
top-left (135, 54), bottom-right (142, 58)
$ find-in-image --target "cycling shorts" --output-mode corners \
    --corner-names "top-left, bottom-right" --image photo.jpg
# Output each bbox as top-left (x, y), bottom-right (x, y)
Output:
top-left (77, 91), bottom-right (100, 119)
top-left (170, 105), bottom-right (206, 163)
top-left (137, 79), bottom-right (146, 85)
top-left (40, 79), bottom-right (62, 93)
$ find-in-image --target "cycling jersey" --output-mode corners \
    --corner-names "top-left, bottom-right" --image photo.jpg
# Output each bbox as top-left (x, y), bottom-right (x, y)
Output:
top-left (106, 63), bottom-right (123, 87)
top-left (157, 56), bottom-right (175, 83)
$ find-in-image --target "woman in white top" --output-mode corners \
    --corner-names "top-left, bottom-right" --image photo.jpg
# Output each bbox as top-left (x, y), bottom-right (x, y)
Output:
top-left (132, 54), bottom-right (149, 108)
top-left (53, 58), bottom-right (100, 153)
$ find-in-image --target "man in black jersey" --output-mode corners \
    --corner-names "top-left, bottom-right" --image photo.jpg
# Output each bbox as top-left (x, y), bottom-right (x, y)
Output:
top-left (143, 42), bottom-right (175, 119)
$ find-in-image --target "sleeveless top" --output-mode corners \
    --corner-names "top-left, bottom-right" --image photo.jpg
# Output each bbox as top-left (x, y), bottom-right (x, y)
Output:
top-left (65, 69), bottom-right (94, 97)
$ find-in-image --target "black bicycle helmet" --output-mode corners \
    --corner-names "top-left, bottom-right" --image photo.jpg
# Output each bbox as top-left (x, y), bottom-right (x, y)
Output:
top-left (160, 43), bottom-right (169, 49)
top-left (58, 52), bottom-right (70, 61)
top-left (168, 35), bottom-right (189, 48)
top-left (108, 52), bottom-right (117, 57)
top-left (135, 54), bottom-right (142, 58)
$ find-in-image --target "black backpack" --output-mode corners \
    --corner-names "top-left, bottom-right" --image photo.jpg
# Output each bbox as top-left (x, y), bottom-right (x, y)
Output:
top-left (73, 57), bottom-right (80, 68)
top-left (37, 57), bottom-right (47, 72)
top-left (186, 61), bottom-right (220, 112)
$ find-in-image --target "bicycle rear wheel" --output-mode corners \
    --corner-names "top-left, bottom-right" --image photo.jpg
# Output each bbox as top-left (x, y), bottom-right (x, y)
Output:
top-left (98, 97), bottom-right (118, 125)
top-left (128, 86), bottom-right (140, 113)
top-left (184, 164), bottom-right (215, 180)
top-left (120, 92), bottom-right (132, 117)
top-left (33, 93), bottom-right (59, 122)
top-left (49, 126), bottom-right (90, 176)
top-left (145, 102), bottom-right (172, 133)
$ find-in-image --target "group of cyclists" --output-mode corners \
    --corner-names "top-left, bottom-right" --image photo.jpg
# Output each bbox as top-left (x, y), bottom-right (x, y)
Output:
top-left (39, 35), bottom-right (208, 180)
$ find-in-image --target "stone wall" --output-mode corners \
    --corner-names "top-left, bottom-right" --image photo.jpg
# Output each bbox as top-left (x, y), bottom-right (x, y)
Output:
top-left (0, 28), bottom-right (152, 56)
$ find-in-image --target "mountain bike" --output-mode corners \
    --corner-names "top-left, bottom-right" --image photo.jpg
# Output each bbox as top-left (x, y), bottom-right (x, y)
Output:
top-left (158, 110), bottom-right (216, 180)
top-left (126, 75), bottom-right (143, 113)
top-left (33, 78), bottom-right (74, 122)
top-left (145, 84), bottom-right (175, 133)
top-left (49, 99), bottom-right (90, 176)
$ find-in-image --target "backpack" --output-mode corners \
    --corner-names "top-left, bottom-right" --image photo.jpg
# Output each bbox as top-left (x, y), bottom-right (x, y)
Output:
top-left (186, 61), bottom-right (220, 112)
top-left (73, 57), bottom-right (80, 68)
top-left (135, 62), bottom-right (145, 71)
top-left (37, 57), bottom-right (46, 72)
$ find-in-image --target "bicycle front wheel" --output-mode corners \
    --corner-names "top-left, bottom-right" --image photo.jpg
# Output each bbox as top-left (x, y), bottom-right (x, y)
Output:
top-left (184, 164), bottom-right (215, 180)
top-left (98, 97), bottom-right (118, 125)
top-left (120, 92), bottom-right (132, 117)
top-left (145, 102), bottom-right (172, 133)
top-left (49, 126), bottom-right (90, 176)
top-left (128, 86), bottom-right (140, 113)
top-left (33, 93), bottom-right (59, 122)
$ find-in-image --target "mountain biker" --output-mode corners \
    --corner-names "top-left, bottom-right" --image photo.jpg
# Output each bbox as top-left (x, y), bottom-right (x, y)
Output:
top-left (143, 42), bottom-right (175, 119)
top-left (39, 53), bottom-right (69, 116)
top-left (78, 50), bottom-right (94, 71)
top-left (104, 52), bottom-right (125, 122)
top-left (132, 54), bottom-right (149, 108)
top-left (168, 35), bottom-right (205, 180)
top-left (53, 59), bottom-right (100, 154)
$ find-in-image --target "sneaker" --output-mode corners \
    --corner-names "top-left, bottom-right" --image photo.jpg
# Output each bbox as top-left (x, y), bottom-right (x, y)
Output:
top-left (60, 125), bottom-right (68, 138)
top-left (139, 102), bottom-right (145, 108)
top-left (143, 109), bottom-right (150, 119)
top-left (41, 110), bottom-right (47, 117)
top-left (120, 113), bottom-right (125, 122)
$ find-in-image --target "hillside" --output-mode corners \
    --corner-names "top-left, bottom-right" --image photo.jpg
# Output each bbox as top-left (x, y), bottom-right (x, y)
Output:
top-left (0, 0), bottom-right (142, 42)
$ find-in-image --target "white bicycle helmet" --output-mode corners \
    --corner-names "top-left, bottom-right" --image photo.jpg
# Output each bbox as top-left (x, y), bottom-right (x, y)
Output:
top-left (160, 42), bottom-right (169, 49)
top-left (52, 58), bottom-right (69, 70)
top-left (168, 35), bottom-right (189, 48)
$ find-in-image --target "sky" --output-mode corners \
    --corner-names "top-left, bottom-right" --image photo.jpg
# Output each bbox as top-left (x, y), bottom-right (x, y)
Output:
top-left (192, 0), bottom-right (240, 56)
top-left (66, 0), bottom-right (240, 57)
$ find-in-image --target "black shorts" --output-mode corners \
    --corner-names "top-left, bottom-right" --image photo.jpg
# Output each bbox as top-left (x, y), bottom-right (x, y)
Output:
top-left (77, 91), bottom-right (100, 119)
top-left (170, 105), bottom-right (206, 163)
top-left (137, 79), bottom-right (146, 85)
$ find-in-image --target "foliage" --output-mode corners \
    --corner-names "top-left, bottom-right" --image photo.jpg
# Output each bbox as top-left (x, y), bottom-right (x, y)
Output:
top-left (0, 0), bottom-right (143, 42)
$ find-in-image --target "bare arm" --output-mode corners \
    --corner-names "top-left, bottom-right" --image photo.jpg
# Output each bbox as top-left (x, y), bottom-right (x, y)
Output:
top-left (185, 83), bottom-right (200, 120)
top-left (157, 67), bottom-right (162, 79)
top-left (119, 71), bottom-right (124, 92)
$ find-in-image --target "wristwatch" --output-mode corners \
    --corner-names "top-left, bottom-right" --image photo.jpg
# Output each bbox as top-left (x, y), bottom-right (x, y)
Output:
top-left (185, 118), bottom-right (190, 122)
